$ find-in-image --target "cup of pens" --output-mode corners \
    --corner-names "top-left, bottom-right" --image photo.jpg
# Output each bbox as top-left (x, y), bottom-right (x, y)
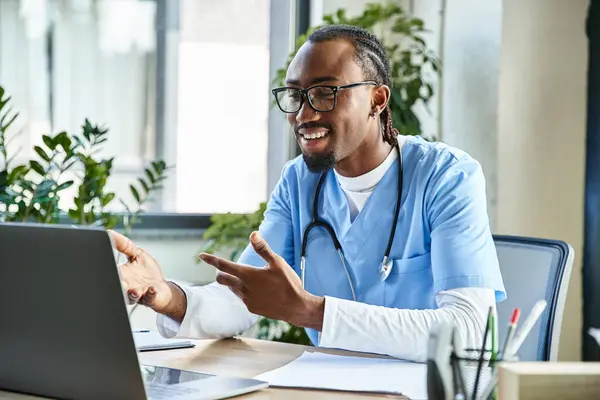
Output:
top-left (428, 299), bottom-right (547, 400)
top-left (450, 346), bottom-right (518, 400)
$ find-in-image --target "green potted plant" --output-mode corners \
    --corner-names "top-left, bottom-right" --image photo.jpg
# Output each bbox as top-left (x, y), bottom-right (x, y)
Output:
top-left (0, 85), bottom-right (168, 233)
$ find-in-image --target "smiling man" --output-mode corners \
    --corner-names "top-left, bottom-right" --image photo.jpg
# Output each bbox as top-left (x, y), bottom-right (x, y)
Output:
top-left (112, 24), bottom-right (506, 362)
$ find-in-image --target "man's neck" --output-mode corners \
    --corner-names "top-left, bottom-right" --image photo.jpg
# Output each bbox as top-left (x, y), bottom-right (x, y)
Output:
top-left (334, 139), bottom-right (393, 178)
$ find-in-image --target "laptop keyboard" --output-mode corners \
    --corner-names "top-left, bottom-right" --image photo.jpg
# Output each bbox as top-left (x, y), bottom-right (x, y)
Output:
top-left (147, 383), bottom-right (200, 399)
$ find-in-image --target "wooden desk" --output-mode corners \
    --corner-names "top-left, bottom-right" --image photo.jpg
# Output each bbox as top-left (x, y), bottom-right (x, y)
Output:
top-left (0, 337), bottom-right (408, 399)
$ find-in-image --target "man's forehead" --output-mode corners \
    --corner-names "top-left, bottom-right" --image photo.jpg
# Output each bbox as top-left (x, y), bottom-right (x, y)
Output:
top-left (285, 39), bottom-right (362, 86)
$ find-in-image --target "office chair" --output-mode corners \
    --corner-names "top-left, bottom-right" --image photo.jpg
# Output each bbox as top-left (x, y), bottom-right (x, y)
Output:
top-left (493, 235), bottom-right (574, 361)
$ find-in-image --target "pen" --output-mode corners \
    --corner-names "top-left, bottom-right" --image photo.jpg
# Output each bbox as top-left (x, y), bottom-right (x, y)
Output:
top-left (490, 308), bottom-right (497, 367)
top-left (134, 329), bottom-right (150, 333)
top-left (506, 300), bottom-right (547, 357)
top-left (498, 308), bottom-right (520, 360)
top-left (472, 306), bottom-right (492, 400)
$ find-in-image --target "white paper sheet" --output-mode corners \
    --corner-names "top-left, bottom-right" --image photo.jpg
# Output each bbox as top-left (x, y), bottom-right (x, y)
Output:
top-left (254, 351), bottom-right (428, 399)
top-left (132, 331), bottom-right (195, 352)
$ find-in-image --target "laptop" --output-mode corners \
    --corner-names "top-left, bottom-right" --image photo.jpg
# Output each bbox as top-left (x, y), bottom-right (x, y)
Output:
top-left (0, 222), bottom-right (268, 400)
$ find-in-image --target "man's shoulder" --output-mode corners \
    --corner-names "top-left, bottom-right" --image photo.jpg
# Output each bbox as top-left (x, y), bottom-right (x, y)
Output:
top-left (406, 136), bottom-right (475, 166)
top-left (405, 136), bottom-right (482, 179)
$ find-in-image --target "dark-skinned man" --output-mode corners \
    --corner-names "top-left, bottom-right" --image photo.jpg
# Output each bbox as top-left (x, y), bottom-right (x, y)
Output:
top-left (111, 24), bottom-right (505, 362)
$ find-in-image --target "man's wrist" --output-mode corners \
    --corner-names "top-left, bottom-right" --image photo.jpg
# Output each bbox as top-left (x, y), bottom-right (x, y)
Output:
top-left (158, 281), bottom-right (187, 323)
top-left (293, 294), bottom-right (325, 331)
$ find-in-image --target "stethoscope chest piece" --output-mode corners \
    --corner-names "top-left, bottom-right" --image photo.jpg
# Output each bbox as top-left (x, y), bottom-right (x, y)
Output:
top-left (379, 256), bottom-right (393, 281)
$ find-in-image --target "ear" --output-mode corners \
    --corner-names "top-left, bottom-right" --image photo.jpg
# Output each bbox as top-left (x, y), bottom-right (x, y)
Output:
top-left (370, 85), bottom-right (391, 118)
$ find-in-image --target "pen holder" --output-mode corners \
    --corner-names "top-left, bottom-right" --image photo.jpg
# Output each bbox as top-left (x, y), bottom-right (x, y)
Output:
top-left (426, 321), bottom-right (519, 400)
top-left (450, 349), bottom-right (519, 400)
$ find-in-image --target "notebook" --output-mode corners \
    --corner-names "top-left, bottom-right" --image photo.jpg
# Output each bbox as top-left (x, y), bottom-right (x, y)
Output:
top-left (133, 330), bottom-right (195, 352)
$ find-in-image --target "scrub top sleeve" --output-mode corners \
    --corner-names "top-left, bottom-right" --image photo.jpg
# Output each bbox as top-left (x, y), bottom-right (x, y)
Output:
top-left (236, 162), bottom-right (295, 268)
top-left (425, 155), bottom-right (506, 302)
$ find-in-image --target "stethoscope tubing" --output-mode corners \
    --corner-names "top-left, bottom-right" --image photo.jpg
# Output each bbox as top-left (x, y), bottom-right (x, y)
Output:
top-left (300, 142), bottom-right (403, 301)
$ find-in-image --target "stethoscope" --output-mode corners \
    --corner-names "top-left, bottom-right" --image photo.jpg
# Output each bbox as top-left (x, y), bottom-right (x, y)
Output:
top-left (300, 142), bottom-right (403, 301)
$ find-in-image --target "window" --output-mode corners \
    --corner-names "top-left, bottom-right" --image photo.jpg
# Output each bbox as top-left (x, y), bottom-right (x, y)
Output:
top-left (0, 0), bottom-right (158, 214)
top-left (0, 0), bottom-right (289, 218)
top-left (170, 0), bottom-right (271, 214)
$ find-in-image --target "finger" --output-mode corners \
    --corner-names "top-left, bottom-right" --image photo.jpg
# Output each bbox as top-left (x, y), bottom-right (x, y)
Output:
top-left (215, 271), bottom-right (244, 290)
top-left (141, 286), bottom-right (157, 306)
top-left (198, 253), bottom-right (248, 276)
top-left (249, 231), bottom-right (278, 265)
top-left (127, 290), bottom-right (141, 305)
top-left (108, 230), bottom-right (140, 260)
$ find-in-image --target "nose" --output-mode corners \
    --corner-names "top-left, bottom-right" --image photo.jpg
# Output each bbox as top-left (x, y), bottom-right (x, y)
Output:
top-left (295, 99), bottom-right (321, 124)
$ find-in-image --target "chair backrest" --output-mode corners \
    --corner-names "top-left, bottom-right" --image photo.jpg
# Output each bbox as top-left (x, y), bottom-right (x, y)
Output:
top-left (493, 235), bottom-right (574, 361)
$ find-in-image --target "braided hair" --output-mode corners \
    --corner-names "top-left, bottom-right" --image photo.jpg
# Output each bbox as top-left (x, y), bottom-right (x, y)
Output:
top-left (307, 24), bottom-right (399, 146)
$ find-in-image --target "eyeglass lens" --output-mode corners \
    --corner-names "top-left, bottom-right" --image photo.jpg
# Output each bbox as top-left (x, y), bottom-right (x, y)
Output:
top-left (276, 86), bottom-right (336, 112)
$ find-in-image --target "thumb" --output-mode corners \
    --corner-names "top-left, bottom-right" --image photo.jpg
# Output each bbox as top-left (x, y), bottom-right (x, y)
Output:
top-left (250, 231), bottom-right (278, 265)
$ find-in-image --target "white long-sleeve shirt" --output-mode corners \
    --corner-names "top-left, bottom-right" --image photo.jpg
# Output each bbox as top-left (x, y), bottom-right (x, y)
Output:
top-left (157, 138), bottom-right (497, 362)
top-left (157, 282), bottom-right (495, 362)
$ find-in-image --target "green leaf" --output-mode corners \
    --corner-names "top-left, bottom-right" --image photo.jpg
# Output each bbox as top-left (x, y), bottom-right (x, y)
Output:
top-left (144, 168), bottom-right (156, 184)
top-left (8, 165), bottom-right (28, 182)
top-left (32, 179), bottom-right (57, 201)
top-left (0, 170), bottom-right (8, 186)
top-left (138, 178), bottom-right (150, 193)
top-left (42, 135), bottom-right (55, 150)
top-left (152, 160), bottom-right (167, 174)
top-left (101, 192), bottom-right (116, 207)
top-left (29, 160), bottom-right (45, 176)
top-left (56, 180), bottom-right (74, 191)
top-left (55, 131), bottom-right (72, 151)
top-left (335, 8), bottom-right (347, 24)
top-left (34, 146), bottom-right (51, 162)
top-left (68, 209), bottom-right (79, 221)
top-left (0, 194), bottom-right (14, 204)
top-left (130, 185), bottom-right (141, 203)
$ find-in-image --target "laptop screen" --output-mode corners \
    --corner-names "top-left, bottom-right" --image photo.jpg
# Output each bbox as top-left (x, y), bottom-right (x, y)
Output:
top-left (140, 365), bottom-right (212, 386)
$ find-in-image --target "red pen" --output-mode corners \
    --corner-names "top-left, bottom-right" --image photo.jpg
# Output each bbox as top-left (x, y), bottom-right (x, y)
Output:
top-left (499, 308), bottom-right (521, 360)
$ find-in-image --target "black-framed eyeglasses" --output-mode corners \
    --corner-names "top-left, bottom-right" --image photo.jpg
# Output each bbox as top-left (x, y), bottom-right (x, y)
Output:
top-left (271, 81), bottom-right (378, 113)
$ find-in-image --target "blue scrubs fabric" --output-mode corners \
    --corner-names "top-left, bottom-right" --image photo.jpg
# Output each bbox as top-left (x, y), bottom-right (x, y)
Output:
top-left (237, 136), bottom-right (506, 345)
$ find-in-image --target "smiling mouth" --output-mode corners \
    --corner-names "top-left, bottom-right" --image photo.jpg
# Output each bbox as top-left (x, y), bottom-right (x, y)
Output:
top-left (301, 131), bottom-right (329, 140)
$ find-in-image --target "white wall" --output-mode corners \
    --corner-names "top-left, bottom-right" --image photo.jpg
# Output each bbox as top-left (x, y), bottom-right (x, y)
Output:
top-left (497, 0), bottom-right (588, 361)
top-left (321, 0), bottom-right (588, 360)
top-left (436, 0), bottom-right (502, 229)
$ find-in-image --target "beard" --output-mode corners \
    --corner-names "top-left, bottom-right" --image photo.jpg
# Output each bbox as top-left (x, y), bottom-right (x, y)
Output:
top-left (302, 151), bottom-right (336, 173)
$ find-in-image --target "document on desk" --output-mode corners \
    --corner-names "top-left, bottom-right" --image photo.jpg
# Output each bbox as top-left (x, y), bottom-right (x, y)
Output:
top-left (254, 351), bottom-right (427, 399)
top-left (132, 331), bottom-right (195, 352)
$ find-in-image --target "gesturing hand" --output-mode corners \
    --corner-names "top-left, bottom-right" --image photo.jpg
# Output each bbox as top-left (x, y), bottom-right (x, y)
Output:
top-left (109, 230), bottom-right (176, 314)
top-left (198, 231), bottom-right (324, 330)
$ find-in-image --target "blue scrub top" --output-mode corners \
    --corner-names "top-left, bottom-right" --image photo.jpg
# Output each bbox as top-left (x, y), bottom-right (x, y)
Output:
top-left (238, 136), bottom-right (506, 345)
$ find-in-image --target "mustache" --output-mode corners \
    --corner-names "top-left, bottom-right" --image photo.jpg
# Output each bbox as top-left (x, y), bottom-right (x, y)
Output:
top-left (295, 122), bottom-right (332, 135)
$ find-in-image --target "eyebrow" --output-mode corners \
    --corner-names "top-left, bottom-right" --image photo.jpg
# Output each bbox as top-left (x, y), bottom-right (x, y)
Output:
top-left (285, 76), bottom-right (339, 86)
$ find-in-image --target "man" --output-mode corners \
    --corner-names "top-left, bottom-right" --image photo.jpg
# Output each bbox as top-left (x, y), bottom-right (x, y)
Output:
top-left (113, 24), bottom-right (506, 362)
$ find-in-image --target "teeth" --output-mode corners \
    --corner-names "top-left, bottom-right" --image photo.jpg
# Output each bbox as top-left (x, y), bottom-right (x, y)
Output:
top-left (302, 131), bottom-right (327, 140)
